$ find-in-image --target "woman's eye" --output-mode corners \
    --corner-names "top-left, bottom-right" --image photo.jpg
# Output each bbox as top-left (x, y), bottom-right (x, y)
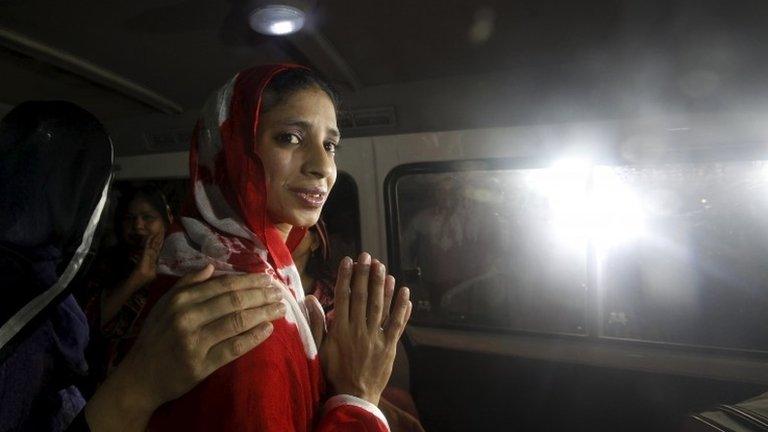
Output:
top-left (277, 133), bottom-right (301, 145)
top-left (324, 141), bottom-right (339, 155)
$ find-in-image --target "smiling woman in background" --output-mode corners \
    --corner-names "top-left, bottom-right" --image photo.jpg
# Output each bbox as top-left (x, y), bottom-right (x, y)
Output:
top-left (81, 184), bottom-right (174, 383)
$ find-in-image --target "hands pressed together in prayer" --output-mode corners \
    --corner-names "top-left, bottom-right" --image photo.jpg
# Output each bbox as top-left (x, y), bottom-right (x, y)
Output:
top-left (307, 252), bottom-right (413, 406)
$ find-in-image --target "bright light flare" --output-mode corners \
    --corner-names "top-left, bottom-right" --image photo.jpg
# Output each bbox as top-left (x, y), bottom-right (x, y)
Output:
top-left (524, 158), bottom-right (647, 248)
top-left (524, 158), bottom-right (593, 247)
top-left (590, 168), bottom-right (647, 248)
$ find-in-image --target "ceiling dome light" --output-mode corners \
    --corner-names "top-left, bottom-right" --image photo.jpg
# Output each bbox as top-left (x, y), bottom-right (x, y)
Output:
top-left (249, 4), bottom-right (306, 36)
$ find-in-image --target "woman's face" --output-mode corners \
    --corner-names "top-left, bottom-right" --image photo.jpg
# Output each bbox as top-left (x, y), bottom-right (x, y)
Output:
top-left (257, 86), bottom-right (339, 233)
top-left (121, 197), bottom-right (165, 248)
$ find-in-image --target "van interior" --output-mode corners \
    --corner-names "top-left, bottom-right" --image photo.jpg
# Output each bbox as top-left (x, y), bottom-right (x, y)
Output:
top-left (2, 1), bottom-right (768, 430)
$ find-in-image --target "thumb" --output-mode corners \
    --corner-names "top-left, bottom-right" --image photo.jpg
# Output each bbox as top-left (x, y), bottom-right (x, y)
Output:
top-left (173, 264), bottom-right (215, 289)
top-left (305, 294), bottom-right (325, 349)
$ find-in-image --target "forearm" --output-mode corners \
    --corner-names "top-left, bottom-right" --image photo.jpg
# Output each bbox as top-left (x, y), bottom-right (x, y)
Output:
top-left (84, 354), bottom-right (159, 432)
top-left (101, 275), bottom-right (146, 325)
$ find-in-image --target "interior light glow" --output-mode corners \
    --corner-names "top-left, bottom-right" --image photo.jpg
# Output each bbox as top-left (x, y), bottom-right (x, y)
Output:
top-left (249, 5), bottom-right (305, 36)
top-left (269, 20), bottom-right (296, 35)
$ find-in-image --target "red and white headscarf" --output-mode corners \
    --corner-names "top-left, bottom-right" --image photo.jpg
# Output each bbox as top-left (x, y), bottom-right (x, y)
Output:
top-left (158, 63), bottom-right (316, 357)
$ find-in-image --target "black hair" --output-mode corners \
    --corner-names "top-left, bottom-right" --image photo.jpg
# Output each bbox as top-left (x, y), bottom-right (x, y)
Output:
top-left (261, 68), bottom-right (341, 114)
top-left (114, 183), bottom-right (172, 234)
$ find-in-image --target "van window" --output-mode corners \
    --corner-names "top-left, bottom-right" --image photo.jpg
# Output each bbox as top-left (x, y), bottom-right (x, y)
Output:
top-left (390, 164), bottom-right (589, 336)
top-left (388, 159), bottom-right (768, 353)
top-left (322, 172), bottom-right (362, 269)
top-left (598, 161), bottom-right (768, 352)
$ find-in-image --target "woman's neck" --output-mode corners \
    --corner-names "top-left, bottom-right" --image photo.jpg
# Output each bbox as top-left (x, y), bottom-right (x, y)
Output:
top-left (274, 222), bottom-right (292, 243)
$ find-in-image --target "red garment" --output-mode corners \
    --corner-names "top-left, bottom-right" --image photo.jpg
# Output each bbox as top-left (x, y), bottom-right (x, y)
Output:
top-left (150, 65), bottom-right (389, 431)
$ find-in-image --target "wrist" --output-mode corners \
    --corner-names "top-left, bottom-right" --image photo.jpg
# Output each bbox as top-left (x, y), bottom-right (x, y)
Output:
top-left (114, 351), bottom-right (164, 411)
top-left (86, 355), bottom-right (160, 431)
top-left (323, 395), bottom-right (389, 429)
top-left (361, 393), bottom-right (380, 406)
top-left (333, 385), bottom-right (380, 406)
top-left (127, 270), bottom-right (154, 287)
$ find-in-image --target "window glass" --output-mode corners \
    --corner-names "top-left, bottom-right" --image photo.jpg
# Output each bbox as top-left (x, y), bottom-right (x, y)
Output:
top-left (597, 162), bottom-right (768, 352)
top-left (391, 160), bottom-right (768, 352)
top-left (395, 169), bottom-right (588, 335)
top-left (323, 172), bottom-right (362, 270)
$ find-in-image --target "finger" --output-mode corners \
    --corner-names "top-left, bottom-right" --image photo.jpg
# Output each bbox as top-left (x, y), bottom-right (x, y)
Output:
top-left (350, 252), bottom-right (371, 325)
top-left (333, 257), bottom-right (353, 325)
top-left (200, 302), bottom-right (286, 348)
top-left (385, 287), bottom-right (411, 343)
top-left (172, 264), bottom-right (215, 290)
top-left (366, 260), bottom-right (386, 332)
top-left (188, 272), bottom-right (274, 303)
top-left (150, 232), bottom-right (164, 251)
top-left (140, 239), bottom-right (152, 258)
top-left (205, 322), bottom-right (274, 374)
top-left (381, 275), bottom-right (395, 326)
top-left (194, 285), bottom-right (283, 327)
top-left (142, 234), bottom-right (160, 258)
top-left (401, 300), bottom-right (413, 339)
top-left (305, 294), bottom-right (325, 349)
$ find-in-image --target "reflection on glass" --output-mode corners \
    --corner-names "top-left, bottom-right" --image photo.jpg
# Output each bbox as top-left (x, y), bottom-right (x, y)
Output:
top-left (598, 162), bottom-right (768, 352)
top-left (395, 160), bottom-right (768, 352)
top-left (397, 170), bottom-right (588, 335)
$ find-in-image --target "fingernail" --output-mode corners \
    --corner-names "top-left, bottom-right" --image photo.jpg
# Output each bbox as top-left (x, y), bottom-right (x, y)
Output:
top-left (377, 262), bottom-right (385, 276)
top-left (341, 256), bottom-right (352, 270)
top-left (261, 322), bottom-right (274, 337)
top-left (402, 287), bottom-right (410, 299)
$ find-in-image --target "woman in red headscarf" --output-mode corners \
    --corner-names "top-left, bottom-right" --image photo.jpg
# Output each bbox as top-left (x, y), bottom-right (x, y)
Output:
top-left (141, 65), bottom-right (411, 431)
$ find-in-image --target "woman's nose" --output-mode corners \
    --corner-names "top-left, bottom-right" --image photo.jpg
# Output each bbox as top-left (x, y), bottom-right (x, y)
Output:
top-left (305, 141), bottom-right (335, 179)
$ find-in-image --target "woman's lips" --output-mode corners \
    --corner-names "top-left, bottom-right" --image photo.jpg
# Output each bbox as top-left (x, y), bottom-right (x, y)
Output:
top-left (290, 188), bottom-right (327, 208)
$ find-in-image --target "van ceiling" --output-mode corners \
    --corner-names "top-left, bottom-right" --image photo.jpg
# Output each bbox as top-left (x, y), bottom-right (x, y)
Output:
top-left (2, 0), bottom-right (768, 150)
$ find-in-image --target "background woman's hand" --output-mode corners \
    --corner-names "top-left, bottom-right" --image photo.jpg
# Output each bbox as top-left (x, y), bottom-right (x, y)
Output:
top-left (85, 265), bottom-right (286, 431)
top-left (317, 252), bottom-right (412, 406)
top-left (101, 232), bottom-right (165, 325)
top-left (131, 231), bottom-right (163, 285)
